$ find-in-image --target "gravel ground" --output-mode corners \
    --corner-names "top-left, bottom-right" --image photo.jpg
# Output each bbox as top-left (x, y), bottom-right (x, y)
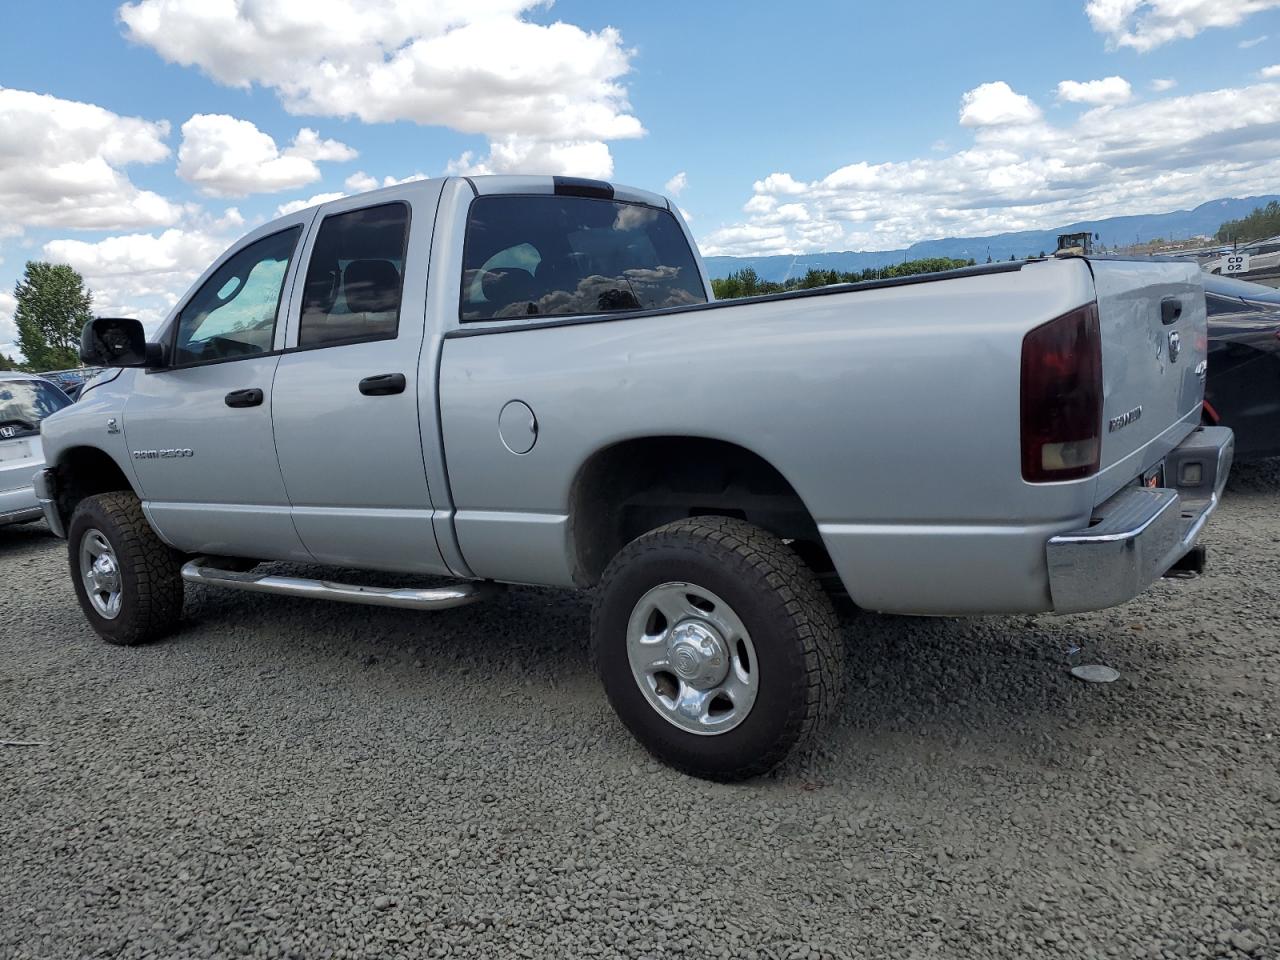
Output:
top-left (2, 464), bottom-right (1278, 960)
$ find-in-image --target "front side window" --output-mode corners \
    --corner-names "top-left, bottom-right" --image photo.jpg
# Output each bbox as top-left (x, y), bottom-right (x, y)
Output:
top-left (0, 380), bottom-right (71, 437)
top-left (460, 195), bottom-right (707, 321)
top-left (173, 227), bottom-right (301, 365)
top-left (299, 203), bottom-right (409, 348)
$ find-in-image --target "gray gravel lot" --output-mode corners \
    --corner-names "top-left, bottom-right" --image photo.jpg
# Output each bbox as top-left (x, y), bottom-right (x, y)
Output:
top-left (2, 465), bottom-right (1278, 960)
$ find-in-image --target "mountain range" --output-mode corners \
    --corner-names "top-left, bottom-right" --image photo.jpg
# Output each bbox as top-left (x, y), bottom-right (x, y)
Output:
top-left (703, 196), bottom-right (1279, 281)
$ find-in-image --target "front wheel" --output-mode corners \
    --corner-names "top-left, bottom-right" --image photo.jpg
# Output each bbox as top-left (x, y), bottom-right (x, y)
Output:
top-left (592, 517), bottom-right (843, 780)
top-left (67, 491), bottom-right (184, 646)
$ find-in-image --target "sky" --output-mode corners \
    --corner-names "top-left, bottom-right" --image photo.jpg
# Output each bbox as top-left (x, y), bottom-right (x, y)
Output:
top-left (3, 0), bottom-right (1280, 358)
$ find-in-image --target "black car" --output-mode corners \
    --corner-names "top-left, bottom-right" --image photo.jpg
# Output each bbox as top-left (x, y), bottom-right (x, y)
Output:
top-left (1204, 274), bottom-right (1280, 460)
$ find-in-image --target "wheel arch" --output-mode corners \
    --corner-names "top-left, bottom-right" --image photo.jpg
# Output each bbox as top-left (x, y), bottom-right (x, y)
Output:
top-left (51, 445), bottom-right (138, 530)
top-left (567, 435), bottom-right (830, 588)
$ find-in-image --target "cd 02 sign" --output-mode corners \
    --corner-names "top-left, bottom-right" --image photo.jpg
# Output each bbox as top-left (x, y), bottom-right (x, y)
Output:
top-left (1223, 253), bottom-right (1251, 275)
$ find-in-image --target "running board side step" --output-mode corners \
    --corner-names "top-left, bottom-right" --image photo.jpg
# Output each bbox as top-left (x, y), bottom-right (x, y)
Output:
top-left (180, 560), bottom-right (495, 611)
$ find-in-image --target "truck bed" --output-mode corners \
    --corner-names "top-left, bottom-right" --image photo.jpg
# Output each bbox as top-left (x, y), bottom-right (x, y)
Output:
top-left (440, 254), bottom-right (1207, 614)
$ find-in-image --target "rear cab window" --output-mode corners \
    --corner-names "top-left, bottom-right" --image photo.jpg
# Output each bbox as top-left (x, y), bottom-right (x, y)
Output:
top-left (460, 195), bottom-right (706, 321)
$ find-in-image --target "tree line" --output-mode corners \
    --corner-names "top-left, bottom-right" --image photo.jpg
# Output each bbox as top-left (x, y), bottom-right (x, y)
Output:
top-left (711, 257), bottom-right (977, 299)
top-left (1215, 200), bottom-right (1280, 244)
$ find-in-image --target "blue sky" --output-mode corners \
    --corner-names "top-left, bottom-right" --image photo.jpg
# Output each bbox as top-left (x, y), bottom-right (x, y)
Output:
top-left (3, 0), bottom-right (1280, 357)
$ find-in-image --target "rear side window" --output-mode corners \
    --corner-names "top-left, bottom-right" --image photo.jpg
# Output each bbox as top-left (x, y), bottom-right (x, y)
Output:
top-left (174, 227), bottom-right (302, 365)
top-left (460, 195), bottom-right (706, 321)
top-left (299, 203), bottom-right (410, 348)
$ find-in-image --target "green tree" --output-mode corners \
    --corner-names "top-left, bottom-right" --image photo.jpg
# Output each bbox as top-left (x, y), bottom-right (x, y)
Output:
top-left (0, 352), bottom-right (18, 371)
top-left (13, 261), bottom-right (92, 371)
top-left (712, 257), bottom-right (976, 300)
top-left (1216, 201), bottom-right (1280, 244)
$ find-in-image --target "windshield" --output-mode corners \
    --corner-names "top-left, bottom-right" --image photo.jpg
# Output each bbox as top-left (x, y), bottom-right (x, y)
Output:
top-left (0, 379), bottom-right (71, 436)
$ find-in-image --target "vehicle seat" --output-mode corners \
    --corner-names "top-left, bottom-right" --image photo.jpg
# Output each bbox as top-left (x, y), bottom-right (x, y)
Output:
top-left (303, 259), bottom-right (401, 344)
top-left (481, 267), bottom-right (541, 317)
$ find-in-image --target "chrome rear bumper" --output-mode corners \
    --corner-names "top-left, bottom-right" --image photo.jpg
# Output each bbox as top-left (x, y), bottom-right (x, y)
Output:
top-left (1046, 426), bottom-right (1233, 613)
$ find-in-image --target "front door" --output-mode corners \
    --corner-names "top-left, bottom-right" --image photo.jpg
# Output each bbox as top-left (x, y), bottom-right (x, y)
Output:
top-left (271, 195), bottom-right (450, 575)
top-left (123, 222), bottom-right (313, 561)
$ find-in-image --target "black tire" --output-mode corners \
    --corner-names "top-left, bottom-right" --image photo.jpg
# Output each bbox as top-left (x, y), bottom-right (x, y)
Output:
top-left (592, 517), bottom-right (843, 780)
top-left (67, 491), bottom-right (184, 646)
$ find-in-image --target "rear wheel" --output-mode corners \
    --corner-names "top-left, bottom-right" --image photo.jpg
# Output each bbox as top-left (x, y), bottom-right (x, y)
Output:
top-left (592, 517), bottom-right (843, 780)
top-left (67, 491), bottom-right (184, 646)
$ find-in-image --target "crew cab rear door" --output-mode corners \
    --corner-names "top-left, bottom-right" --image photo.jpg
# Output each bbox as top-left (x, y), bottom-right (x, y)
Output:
top-left (271, 183), bottom-right (452, 575)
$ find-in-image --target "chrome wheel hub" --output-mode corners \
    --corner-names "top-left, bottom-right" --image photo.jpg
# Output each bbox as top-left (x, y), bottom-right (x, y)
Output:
top-left (668, 621), bottom-right (730, 689)
top-left (79, 528), bottom-right (123, 620)
top-left (626, 582), bottom-right (758, 736)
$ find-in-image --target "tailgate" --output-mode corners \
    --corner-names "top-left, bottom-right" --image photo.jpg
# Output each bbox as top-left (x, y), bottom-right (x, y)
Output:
top-left (1089, 258), bottom-right (1206, 487)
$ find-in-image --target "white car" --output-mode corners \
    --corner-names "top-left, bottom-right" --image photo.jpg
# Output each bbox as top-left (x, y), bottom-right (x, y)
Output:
top-left (1, 372), bottom-right (72, 526)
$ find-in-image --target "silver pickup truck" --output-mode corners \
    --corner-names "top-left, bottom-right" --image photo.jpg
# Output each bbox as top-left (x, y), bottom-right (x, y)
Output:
top-left (35, 174), bottom-right (1233, 779)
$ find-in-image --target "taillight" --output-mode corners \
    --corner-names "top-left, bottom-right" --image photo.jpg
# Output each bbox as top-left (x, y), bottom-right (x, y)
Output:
top-left (1020, 302), bottom-right (1102, 483)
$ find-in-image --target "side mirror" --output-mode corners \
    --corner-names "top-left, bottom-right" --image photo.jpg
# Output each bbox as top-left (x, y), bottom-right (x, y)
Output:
top-left (80, 317), bottom-right (165, 368)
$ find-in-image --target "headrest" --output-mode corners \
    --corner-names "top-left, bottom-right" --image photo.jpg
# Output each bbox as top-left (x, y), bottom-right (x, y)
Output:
top-left (343, 260), bottom-right (401, 313)
top-left (481, 268), bottom-right (538, 312)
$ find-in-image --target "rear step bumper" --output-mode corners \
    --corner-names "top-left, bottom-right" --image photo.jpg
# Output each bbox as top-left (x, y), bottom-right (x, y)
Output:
top-left (180, 560), bottom-right (495, 611)
top-left (1046, 426), bottom-right (1234, 613)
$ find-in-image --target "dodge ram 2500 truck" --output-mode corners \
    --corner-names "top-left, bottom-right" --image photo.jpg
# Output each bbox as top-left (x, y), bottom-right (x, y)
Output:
top-left (36, 174), bottom-right (1233, 780)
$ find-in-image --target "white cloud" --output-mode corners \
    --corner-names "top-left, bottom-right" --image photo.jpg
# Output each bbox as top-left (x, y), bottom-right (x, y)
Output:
top-left (43, 227), bottom-right (233, 335)
top-left (959, 82), bottom-right (1042, 127)
top-left (678, 206), bottom-right (694, 223)
top-left (176, 114), bottom-right (354, 197)
top-left (119, 0), bottom-right (643, 179)
top-left (1240, 34), bottom-right (1269, 47)
top-left (344, 171), bottom-right (379, 193)
top-left (287, 128), bottom-right (358, 162)
top-left (216, 207), bottom-right (245, 230)
top-left (446, 137), bottom-right (614, 179)
top-left (0, 87), bottom-right (181, 232)
top-left (701, 78), bottom-right (1280, 257)
top-left (1150, 77), bottom-right (1178, 91)
top-left (346, 171), bottom-right (430, 190)
top-left (0, 290), bottom-right (17, 356)
top-left (665, 171), bottom-right (688, 196)
top-left (1086, 0), bottom-right (1280, 51)
top-left (275, 192), bottom-right (346, 217)
top-left (753, 172), bottom-right (808, 196)
top-left (1261, 64), bottom-right (1280, 78)
top-left (1057, 76), bottom-right (1133, 105)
